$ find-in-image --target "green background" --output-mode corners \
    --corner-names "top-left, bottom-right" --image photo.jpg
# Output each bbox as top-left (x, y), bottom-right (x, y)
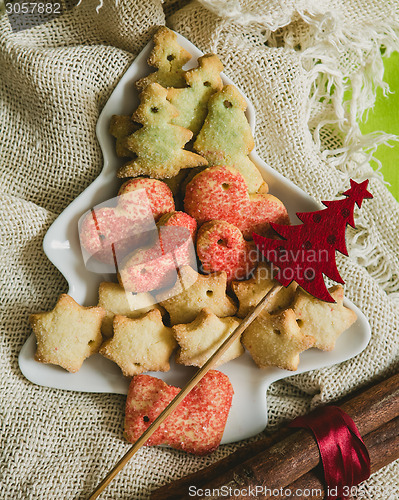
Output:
top-left (360, 51), bottom-right (399, 200)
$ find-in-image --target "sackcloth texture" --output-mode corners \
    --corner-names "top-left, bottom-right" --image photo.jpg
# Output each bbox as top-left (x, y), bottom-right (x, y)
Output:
top-left (1, 0), bottom-right (399, 498)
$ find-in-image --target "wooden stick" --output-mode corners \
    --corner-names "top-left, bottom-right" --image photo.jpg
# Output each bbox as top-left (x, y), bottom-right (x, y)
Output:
top-left (275, 415), bottom-right (399, 500)
top-left (150, 370), bottom-right (399, 499)
top-left (87, 283), bottom-right (283, 500)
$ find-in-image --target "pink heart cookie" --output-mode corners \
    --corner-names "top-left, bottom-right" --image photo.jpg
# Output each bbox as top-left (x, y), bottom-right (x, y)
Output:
top-left (197, 220), bottom-right (257, 282)
top-left (184, 165), bottom-right (289, 239)
top-left (79, 207), bottom-right (148, 266)
top-left (79, 178), bottom-right (175, 265)
top-left (124, 371), bottom-right (234, 455)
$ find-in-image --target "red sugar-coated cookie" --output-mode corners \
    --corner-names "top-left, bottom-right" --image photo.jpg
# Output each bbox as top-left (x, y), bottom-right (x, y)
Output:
top-left (184, 165), bottom-right (290, 239)
top-left (157, 211), bottom-right (197, 239)
top-left (118, 225), bottom-right (195, 292)
top-left (124, 371), bottom-right (234, 455)
top-left (197, 220), bottom-right (257, 283)
top-left (79, 207), bottom-right (149, 265)
top-left (118, 178), bottom-right (175, 220)
top-left (80, 179), bottom-right (175, 265)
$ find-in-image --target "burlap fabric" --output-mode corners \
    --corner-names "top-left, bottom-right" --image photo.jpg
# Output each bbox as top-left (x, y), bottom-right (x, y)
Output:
top-left (1, 0), bottom-right (399, 498)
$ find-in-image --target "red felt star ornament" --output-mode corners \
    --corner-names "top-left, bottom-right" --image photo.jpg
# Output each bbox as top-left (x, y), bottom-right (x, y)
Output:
top-left (253, 179), bottom-right (373, 303)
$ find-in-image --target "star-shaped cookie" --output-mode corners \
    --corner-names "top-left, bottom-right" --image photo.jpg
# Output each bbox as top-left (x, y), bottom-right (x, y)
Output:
top-left (292, 285), bottom-right (357, 351)
top-left (232, 262), bottom-right (297, 318)
top-left (172, 308), bottom-right (243, 367)
top-left (98, 282), bottom-right (163, 338)
top-left (156, 265), bottom-right (237, 325)
top-left (242, 308), bottom-right (315, 371)
top-left (30, 294), bottom-right (105, 373)
top-left (99, 309), bottom-right (176, 377)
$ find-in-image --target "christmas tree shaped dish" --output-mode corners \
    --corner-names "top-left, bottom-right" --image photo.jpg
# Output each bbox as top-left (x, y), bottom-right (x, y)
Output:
top-left (18, 30), bottom-right (371, 444)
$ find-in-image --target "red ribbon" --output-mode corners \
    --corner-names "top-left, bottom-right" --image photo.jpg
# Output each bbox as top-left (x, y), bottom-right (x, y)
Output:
top-left (289, 406), bottom-right (370, 499)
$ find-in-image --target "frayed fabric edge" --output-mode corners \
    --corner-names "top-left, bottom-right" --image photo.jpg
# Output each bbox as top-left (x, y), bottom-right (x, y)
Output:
top-left (299, 12), bottom-right (399, 302)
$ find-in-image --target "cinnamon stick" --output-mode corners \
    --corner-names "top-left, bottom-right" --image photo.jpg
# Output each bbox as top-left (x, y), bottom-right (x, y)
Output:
top-left (150, 371), bottom-right (399, 500)
top-left (275, 415), bottom-right (399, 500)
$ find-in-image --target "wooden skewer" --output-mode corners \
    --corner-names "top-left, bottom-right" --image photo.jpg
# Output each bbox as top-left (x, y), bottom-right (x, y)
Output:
top-left (87, 283), bottom-right (283, 500)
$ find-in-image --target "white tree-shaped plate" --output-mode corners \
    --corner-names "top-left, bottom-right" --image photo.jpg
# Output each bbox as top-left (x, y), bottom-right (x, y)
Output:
top-left (19, 31), bottom-right (371, 444)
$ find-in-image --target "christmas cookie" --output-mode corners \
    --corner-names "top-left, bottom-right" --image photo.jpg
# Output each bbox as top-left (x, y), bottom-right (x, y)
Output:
top-left (292, 285), bottom-right (357, 351)
top-left (157, 211), bottom-right (197, 239)
top-left (242, 308), bottom-right (315, 371)
top-left (136, 26), bottom-right (192, 91)
top-left (79, 178), bottom-right (174, 265)
top-left (79, 207), bottom-right (144, 265)
top-left (173, 308), bottom-right (243, 368)
top-left (98, 282), bottom-right (163, 338)
top-left (30, 294), bottom-right (105, 373)
top-left (168, 54), bottom-right (223, 136)
top-left (118, 223), bottom-right (195, 293)
top-left (118, 177), bottom-right (175, 220)
top-left (232, 261), bottom-right (297, 318)
top-left (179, 166), bottom-right (207, 199)
top-left (117, 83), bottom-right (207, 179)
top-left (124, 370), bottom-right (234, 455)
top-left (194, 85), bottom-right (265, 193)
top-left (156, 265), bottom-right (237, 325)
top-left (196, 220), bottom-right (257, 283)
top-left (184, 165), bottom-right (289, 239)
top-left (100, 309), bottom-right (176, 377)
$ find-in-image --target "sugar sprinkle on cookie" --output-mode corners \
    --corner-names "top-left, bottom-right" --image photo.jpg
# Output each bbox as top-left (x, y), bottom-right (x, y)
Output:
top-left (124, 370), bottom-right (234, 455)
top-left (184, 165), bottom-right (289, 239)
top-left (118, 83), bottom-right (207, 179)
top-left (30, 294), bottom-right (105, 373)
top-left (173, 308), bottom-right (243, 367)
top-left (196, 220), bottom-right (257, 283)
top-left (194, 85), bottom-right (265, 193)
top-left (156, 265), bottom-right (237, 325)
top-left (242, 308), bottom-right (315, 371)
top-left (292, 285), bottom-right (357, 351)
top-left (100, 309), bottom-right (176, 377)
top-left (98, 282), bottom-right (163, 338)
top-left (168, 54), bottom-right (223, 136)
